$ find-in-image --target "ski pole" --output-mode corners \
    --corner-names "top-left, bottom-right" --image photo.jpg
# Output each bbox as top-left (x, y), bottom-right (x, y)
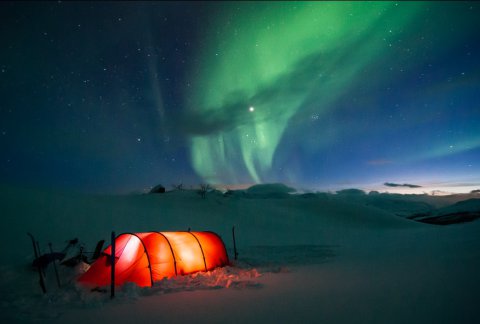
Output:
top-left (27, 233), bottom-right (46, 294)
top-left (36, 241), bottom-right (46, 277)
top-left (49, 243), bottom-right (61, 288)
top-left (232, 226), bottom-right (238, 260)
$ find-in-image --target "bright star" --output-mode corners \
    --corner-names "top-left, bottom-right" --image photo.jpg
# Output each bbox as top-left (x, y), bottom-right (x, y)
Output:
top-left (249, 106), bottom-right (255, 112)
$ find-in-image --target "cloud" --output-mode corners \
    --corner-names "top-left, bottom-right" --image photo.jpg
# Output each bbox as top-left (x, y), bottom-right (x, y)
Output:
top-left (384, 182), bottom-right (422, 188)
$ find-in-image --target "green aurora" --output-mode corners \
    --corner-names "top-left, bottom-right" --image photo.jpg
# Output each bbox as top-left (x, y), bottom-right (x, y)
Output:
top-left (1, 1), bottom-right (478, 193)
top-left (186, 2), bottom-right (427, 184)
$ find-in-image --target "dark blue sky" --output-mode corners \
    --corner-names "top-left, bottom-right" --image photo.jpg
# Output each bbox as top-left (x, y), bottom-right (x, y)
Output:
top-left (1, 2), bottom-right (479, 193)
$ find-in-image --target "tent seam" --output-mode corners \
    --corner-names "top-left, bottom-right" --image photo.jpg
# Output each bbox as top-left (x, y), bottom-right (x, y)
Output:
top-left (187, 232), bottom-right (207, 271)
top-left (124, 233), bottom-right (154, 287)
top-left (155, 232), bottom-right (178, 276)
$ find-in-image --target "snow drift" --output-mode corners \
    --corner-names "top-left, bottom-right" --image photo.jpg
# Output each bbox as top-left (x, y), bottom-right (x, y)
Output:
top-left (0, 184), bottom-right (479, 323)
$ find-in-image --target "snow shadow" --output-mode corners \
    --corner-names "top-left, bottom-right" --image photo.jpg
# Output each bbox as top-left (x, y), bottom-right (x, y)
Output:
top-left (231, 245), bottom-right (337, 273)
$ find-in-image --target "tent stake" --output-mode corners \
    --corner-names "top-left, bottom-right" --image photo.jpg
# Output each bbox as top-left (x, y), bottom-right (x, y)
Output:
top-left (111, 231), bottom-right (115, 299)
top-left (232, 226), bottom-right (238, 260)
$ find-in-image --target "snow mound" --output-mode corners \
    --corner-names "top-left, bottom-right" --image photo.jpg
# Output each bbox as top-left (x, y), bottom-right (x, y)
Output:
top-left (143, 266), bottom-right (263, 295)
top-left (335, 188), bottom-right (366, 196)
top-left (245, 183), bottom-right (296, 198)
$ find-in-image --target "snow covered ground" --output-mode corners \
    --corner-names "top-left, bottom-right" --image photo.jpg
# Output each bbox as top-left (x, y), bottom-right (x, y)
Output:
top-left (1, 184), bottom-right (479, 323)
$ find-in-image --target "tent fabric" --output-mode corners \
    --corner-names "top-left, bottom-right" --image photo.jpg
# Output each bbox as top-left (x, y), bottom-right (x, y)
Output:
top-left (78, 231), bottom-right (229, 287)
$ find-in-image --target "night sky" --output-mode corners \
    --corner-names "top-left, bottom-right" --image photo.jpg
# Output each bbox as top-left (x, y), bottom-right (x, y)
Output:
top-left (1, 1), bottom-right (479, 194)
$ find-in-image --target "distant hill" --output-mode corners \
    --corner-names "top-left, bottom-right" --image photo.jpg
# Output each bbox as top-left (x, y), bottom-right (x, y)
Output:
top-left (409, 198), bottom-right (480, 225)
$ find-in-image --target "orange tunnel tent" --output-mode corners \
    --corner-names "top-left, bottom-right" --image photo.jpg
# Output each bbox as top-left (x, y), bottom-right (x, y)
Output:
top-left (78, 231), bottom-right (229, 287)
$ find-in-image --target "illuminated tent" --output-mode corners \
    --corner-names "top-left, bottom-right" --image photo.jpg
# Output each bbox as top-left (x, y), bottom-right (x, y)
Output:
top-left (78, 231), bottom-right (229, 287)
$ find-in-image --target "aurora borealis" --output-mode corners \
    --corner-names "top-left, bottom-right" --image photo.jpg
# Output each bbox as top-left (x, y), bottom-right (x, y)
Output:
top-left (188, 2), bottom-right (424, 184)
top-left (1, 2), bottom-right (479, 193)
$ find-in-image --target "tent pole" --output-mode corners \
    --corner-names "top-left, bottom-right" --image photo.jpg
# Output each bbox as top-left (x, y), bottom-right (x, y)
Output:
top-left (110, 231), bottom-right (115, 299)
top-left (232, 226), bottom-right (238, 260)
